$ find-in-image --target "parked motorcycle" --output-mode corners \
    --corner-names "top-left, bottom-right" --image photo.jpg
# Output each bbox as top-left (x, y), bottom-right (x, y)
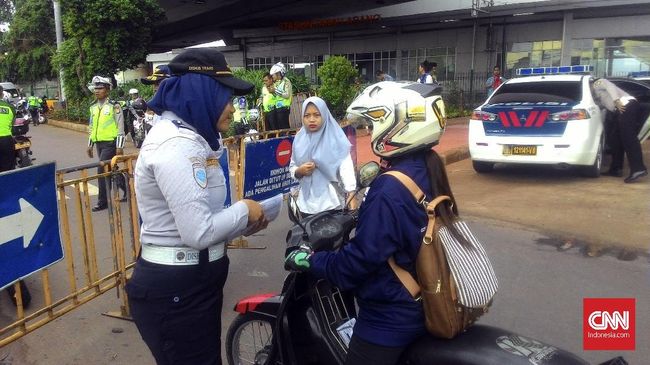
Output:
top-left (226, 164), bottom-right (626, 365)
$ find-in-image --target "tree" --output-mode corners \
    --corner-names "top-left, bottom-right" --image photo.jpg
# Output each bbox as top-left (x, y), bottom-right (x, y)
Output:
top-left (317, 56), bottom-right (359, 119)
top-left (0, 0), bottom-right (56, 86)
top-left (52, 0), bottom-right (164, 101)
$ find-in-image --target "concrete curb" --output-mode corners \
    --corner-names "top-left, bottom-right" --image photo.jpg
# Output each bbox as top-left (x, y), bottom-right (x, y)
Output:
top-left (441, 146), bottom-right (471, 165)
top-left (48, 118), bottom-right (88, 133)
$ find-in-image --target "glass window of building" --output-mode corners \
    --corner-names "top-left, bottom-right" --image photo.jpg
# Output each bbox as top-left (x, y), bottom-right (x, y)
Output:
top-left (506, 40), bottom-right (562, 73)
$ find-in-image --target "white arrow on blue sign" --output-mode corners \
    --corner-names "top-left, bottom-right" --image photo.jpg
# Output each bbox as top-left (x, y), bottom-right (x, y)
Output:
top-left (0, 162), bottom-right (64, 291)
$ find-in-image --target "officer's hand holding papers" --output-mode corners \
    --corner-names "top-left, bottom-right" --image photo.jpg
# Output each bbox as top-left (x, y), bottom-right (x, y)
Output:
top-left (241, 194), bottom-right (282, 236)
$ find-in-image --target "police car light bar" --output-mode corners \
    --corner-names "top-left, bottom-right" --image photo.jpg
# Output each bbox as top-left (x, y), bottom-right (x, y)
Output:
top-left (515, 65), bottom-right (593, 76)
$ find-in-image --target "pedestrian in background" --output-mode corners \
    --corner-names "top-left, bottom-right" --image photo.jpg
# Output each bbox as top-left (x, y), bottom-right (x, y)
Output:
top-left (592, 78), bottom-right (648, 183)
top-left (376, 70), bottom-right (394, 82)
top-left (86, 76), bottom-right (126, 211)
top-left (289, 96), bottom-right (357, 216)
top-left (486, 65), bottom-right (506, 97)
top-left (269, 62), bottom-right (292, 130)
top-left (127, 48), bottom-right (268, 365)
top-left (416, 60), bottom-right (435, 84)
top-left (260, 72), bottom-right (275, 131)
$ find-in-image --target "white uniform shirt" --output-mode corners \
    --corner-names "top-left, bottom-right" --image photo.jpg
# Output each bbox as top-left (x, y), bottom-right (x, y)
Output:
top-left (289, 153), bottom-right (356, 214)
top-left (135, 111), bottom-right (249, 250)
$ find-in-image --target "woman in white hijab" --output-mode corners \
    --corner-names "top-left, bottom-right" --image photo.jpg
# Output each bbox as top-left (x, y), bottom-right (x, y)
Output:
top-left (290, 96), bottom-right (357, 215)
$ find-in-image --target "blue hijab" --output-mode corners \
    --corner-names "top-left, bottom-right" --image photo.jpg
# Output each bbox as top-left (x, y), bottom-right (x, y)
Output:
top-left (148, 73), bottom-right (233, 150)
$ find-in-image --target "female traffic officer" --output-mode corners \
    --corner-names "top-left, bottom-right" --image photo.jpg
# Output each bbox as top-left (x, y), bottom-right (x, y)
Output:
top-left (127, 48), bottom-right (268, 365)
top-left (290, 96), bottom-right (357, 216)
top-left (285, 82), bottom-right (461, 365)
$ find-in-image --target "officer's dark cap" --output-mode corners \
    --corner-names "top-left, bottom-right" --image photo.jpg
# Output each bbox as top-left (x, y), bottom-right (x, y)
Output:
top-left (141, 64), bottom-right (171, 85)
top-left (168, 48), bottom-right (254, 95)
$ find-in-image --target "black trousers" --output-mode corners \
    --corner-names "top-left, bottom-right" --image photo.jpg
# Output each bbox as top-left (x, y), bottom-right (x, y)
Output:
top-left (95, 140), bottom-right (125, 206)
top-left (609, 100), bottom-right (646, 173)
top-left (266, 107), bottom-right (290, 130)
top-left (127, 254), bottom-right (230, 365)
top-left (28, 107), bottom-right (39, 125)
top-left (345, 335), bottom-right (407, 365)
top-left (0, 136), bottom-right (15, 172)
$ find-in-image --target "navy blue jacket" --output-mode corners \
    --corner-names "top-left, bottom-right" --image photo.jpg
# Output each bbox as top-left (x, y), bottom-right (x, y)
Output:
top-left (310, 153), bottom-right (432, 347)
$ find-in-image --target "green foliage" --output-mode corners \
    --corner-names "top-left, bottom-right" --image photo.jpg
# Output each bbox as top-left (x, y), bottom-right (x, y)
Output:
top-left (317, 56), bottom-right (359, 119)
top-left (0, 0), bottom-right (14, 25)
top-left (112, 80), bottom-right (154, 101)
top-left (52, 0), bottom-right (165, 102)
top-left (286, 71), bottom-right (310, 94)
top-left (51, 98), bottom-right (93, 123)
top-left (0, 0), bottom-right (56, 83)
top-left (232, 68), bottom-right (267, 107)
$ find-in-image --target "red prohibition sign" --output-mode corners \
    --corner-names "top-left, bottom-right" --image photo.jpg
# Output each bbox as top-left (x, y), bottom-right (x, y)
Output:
top-left (276, 139), bottom-right (292, 167)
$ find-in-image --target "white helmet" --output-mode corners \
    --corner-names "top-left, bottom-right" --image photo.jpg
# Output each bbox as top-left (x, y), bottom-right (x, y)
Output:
top-left (129, 88), bottom-right (139, 95)
top-left (270, 62), bottom-right (286, 76)
top-left (346, 81), bottom-right (446, 159)
top-left (90, 75), bottom-right (112, 89)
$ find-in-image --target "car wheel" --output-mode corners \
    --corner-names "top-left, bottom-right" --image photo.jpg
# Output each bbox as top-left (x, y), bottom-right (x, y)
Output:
top-left (472, 160), bottom-right (495, 173)
top-left (581, 135), bottom-right (604, 178)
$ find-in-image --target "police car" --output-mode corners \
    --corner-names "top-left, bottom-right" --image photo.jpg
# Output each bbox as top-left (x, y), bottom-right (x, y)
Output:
top-left (469, 65), bottom-right (606, 177)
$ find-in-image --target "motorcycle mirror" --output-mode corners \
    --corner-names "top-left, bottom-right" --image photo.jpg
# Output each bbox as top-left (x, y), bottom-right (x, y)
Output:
top-left (358, 161), bottom-right (381, 188)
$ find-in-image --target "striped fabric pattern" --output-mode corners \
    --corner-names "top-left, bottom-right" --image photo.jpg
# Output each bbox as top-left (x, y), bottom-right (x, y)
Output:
top-left (438, 221), bottom-right (498, 308)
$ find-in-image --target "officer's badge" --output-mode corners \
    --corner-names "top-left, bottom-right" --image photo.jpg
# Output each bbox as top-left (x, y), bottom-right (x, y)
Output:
top-left (193, 165), bottom-right (208, 189)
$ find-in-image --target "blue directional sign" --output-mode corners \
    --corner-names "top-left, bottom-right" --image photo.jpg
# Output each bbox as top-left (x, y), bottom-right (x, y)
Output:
top-left (243, 137), bottom-right (298, 201)
top-left (0, 162), bottom-right (63, 290)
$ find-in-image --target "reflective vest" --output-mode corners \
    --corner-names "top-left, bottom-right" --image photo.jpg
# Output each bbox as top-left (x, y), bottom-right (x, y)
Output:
top-left (274, 78), bottom-right (292, 109)
top-left (27, 96), bottom-right (42, 108)
top-left (89, 101), bottom-right (119, 142)
top-left (261, 86), bottom-right (275, 112)
top-left (0, 101), bottom-right (14, 137)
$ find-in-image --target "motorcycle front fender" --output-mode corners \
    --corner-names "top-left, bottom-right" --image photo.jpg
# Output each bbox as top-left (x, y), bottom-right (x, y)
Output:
top-left (233, 293), bottom-right (282, 319)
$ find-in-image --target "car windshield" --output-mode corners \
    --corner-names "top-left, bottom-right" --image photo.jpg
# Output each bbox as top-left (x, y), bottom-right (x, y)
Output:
top-left (489, 81), bottom-right (582, 104)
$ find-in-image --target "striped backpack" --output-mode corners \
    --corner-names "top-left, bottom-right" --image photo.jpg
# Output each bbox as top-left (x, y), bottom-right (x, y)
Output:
top-left (385, 171), bottom-right (498, 339)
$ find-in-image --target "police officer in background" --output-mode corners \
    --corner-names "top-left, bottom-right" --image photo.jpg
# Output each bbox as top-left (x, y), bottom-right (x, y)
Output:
top-left (260, 72), bottom-right (275, 131)
top-left (0, 85), bottom-right (16, 171)
top-left (26, 93), bottom-right (42, 126)
top-left (127, 48), bottom-right (268, 365)
top-left (268, 62), bottom-right (292, 130)
top-left (87, 76), bottom-right (127, 211)
top-left (593, 78), bottom-right (648, 183)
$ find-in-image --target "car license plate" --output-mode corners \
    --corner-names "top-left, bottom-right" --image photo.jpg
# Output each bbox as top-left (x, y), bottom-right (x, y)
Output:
top-left (503, 145), bottom-right (537, 156)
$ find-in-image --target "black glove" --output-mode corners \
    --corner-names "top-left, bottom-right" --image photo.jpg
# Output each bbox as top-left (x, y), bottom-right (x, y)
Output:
top-left (284, 245), bottom-right (313, 272)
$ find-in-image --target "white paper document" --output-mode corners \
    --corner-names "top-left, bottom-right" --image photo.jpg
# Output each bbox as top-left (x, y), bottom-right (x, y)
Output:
top-left (259, 193), bottom-right (283, 222)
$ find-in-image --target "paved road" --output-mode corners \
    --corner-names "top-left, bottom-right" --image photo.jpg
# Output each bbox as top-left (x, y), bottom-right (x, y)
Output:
top-left (1, 124), bottom-right (647, 364)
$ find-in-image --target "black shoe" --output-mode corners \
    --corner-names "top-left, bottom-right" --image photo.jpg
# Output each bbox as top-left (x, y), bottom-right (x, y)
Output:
top-left (604, 168), bottom-right (623, 177)
top-left (119, 196), bottom-right (127, 202)
top-left (624, 169), bottom-right (648, 183)
top-left (92, 204), bottom-right (107, 212)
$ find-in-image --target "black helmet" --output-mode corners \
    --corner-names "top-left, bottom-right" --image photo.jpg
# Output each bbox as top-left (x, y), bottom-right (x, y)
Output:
top-left (131, 98), bottom-right (147, 111)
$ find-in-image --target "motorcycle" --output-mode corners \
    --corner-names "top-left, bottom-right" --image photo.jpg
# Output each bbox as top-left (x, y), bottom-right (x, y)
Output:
top-left (127, 98), bottom-right (149, 148)
top-left (12, 107), bottom-right (33, 168)
top-left (226, 163), bottom-right (627, 365)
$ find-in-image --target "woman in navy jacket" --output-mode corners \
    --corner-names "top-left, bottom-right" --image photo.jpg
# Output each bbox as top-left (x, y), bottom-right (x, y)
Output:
top-left (286, 81), bottom-right (462, 365)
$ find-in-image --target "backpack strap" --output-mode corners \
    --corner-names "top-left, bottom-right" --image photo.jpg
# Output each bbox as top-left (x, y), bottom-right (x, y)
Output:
top-left (383, 171), bottom-right (452, 299)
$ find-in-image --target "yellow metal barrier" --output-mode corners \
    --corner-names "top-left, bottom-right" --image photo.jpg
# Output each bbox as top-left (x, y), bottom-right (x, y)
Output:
top-left (0, 130), bottom-right (299, 346)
